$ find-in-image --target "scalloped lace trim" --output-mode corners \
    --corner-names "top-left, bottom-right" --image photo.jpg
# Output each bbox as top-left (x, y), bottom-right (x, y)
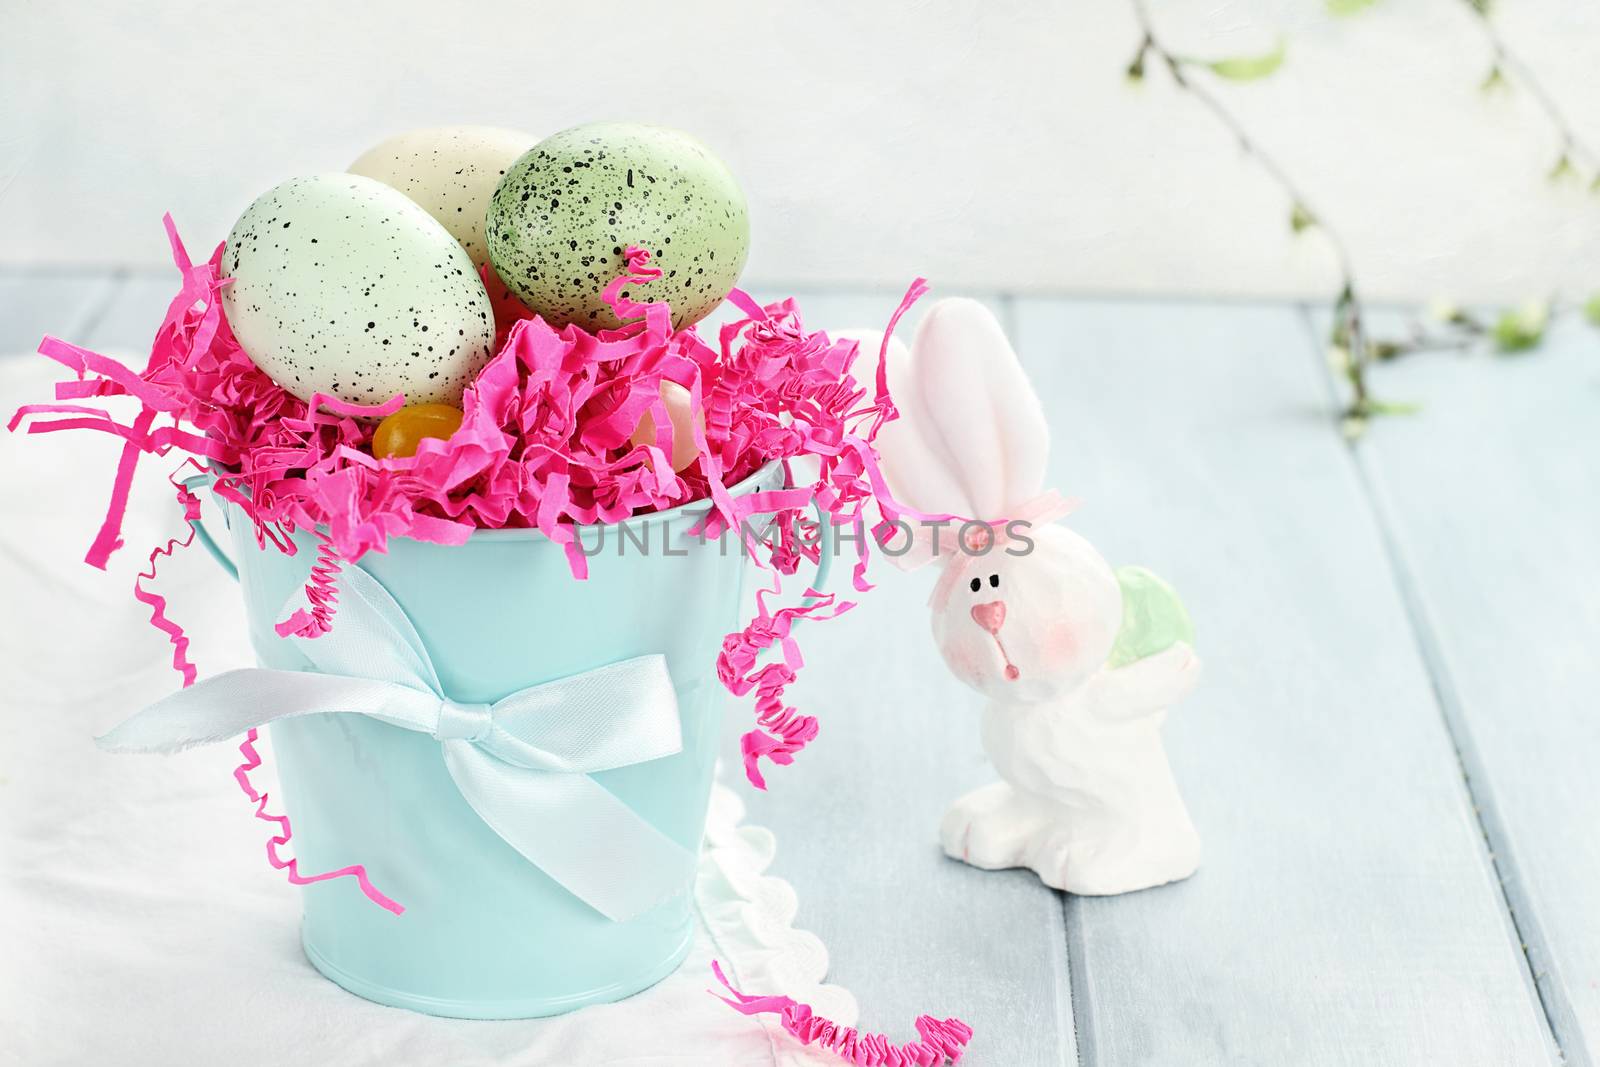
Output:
top-left (695, 780), bottom-right (860, 1047)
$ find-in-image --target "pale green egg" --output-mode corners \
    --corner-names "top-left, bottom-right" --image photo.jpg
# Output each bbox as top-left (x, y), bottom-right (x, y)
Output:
top-left (221, 174), bottom-right (495, 407)
top-left (486, 122), bottom-right (750, 332)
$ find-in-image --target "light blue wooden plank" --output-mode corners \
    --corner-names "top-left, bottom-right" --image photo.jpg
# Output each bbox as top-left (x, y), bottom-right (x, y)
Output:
top-left (725, 289), bottom-right (1073, 1067)
top-left (1010, 298), bottom-right (1554, 1065)
top-left (0, 270), bottom-right (123, 355)
top-left (1313, 307), bottom-right (1600, 1065)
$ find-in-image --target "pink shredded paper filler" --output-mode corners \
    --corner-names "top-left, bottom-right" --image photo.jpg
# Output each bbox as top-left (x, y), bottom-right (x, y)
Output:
top-left (711, 961), bottom-right (973, 1065)
top-left (233, 727), bottom-right (402, 915)
top-left (9, 218), bottom-right (929, 789)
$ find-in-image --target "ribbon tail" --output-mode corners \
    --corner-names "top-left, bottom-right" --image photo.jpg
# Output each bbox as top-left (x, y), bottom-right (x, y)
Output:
top-left (442, 741), bottom-right (696, 922)
top-left (97, 669), bottom-right (437, 753)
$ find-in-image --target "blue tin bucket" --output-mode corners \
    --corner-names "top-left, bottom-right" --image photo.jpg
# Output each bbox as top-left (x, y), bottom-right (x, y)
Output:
top-left (190, 461), bottom-right (819, 1018)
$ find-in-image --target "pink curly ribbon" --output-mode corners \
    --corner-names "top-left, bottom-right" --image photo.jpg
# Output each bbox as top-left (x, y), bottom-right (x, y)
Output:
top-left (273, 534), bottom-right (343, 638)
top-left (864, 277), bottom-right (929, 436)
top-left (719, 585), bottom-right (854, 789)
top-left (131, 463), bottom-right (206, 687)
top-left (233, 727), bottom-right (403, 914)
top-left (710, 961), bottom-right (972, 1066)
top-left (710, 278), bottom-right (930, 787)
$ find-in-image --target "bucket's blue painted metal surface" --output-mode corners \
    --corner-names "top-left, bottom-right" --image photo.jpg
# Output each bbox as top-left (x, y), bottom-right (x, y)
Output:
top-left (204, 462), bottom-right (801, 1018)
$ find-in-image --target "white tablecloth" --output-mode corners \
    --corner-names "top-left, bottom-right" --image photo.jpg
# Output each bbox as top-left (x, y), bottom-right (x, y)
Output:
top-left (0, 356), bottom-right (856, 1066)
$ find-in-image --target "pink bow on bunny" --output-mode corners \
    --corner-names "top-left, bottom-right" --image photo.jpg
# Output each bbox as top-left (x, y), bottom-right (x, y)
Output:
top-left (883, 488), bottom-right (1082, 610)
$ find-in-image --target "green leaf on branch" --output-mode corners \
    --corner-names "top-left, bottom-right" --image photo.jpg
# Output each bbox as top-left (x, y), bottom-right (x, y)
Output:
top-left (1491, 300), bottom-right (1549, 353)
top-left (1480, 65), bottom-right (1506, 92)
top-left (1428, 297), bottom-right (1462, 324)
top-left (1583, 293), bottom-right (1600, 326)
top-left (1290, 202), bottom-right (1317, 233)
top-left (1343, 397), bottom-right (1421, 439)
top-left (1126, 40), bottom-right (1149, 83)
top-left (1205, 39), bottom-right (1287, 81)
top-left (1327, 0), bottom-right (1378, 14)
top-left (1548, 154), bottom-right (1578, 183)
top-left (1467, 0), bottom-right (1492, 14)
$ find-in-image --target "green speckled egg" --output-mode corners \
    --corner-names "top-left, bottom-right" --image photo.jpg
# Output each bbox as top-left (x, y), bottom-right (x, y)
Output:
top-left (486, 122), bottom-right (749, 331)
top-left (221, 174), bottom-right (495, 408)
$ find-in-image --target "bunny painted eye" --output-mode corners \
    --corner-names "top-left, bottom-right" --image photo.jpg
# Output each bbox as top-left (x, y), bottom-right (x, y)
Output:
top-left (989, 574), bottom-right (1000, 588)
top-left (969, 577), bottom-right (982, 593)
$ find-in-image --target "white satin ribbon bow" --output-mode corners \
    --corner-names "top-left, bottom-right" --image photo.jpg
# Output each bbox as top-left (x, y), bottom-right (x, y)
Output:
top-left (97, 564), bottom-right (694, 923)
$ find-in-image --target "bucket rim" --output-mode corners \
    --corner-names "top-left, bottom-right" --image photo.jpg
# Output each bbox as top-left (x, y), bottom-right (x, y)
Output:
top-left (209, 460), bottom-right (789, 543)
top-left (469, 459), bottom-right (787, 541)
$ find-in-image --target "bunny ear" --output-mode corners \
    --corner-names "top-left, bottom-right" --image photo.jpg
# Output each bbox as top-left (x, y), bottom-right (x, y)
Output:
top-left (889, 299), bottom-right (1049, 519)
top-left (839, 327), bottom-right (974, 518)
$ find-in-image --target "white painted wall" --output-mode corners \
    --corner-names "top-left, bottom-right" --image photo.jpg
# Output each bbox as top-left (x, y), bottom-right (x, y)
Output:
top-left (3, 0), bottom-right (1598, 303)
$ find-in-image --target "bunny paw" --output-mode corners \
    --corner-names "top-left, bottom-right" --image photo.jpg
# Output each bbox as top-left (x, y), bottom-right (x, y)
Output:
top-left (1025, 825), bottom-right (1201, 896)
top-left (940, 782), bottom-right (1052, 870)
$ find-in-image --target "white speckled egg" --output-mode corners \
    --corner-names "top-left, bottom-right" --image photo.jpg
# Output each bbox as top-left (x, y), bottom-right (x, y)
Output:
top-left (349, 126), bottom-right (538, 269)
top-left (221, 174), bottom-right (496, 407)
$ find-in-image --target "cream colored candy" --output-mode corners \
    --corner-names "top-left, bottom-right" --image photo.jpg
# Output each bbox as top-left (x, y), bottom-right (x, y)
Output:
top-left (350, 126), bottom-right (538, 269)
top-left (629, 380), bottom-right (702, 472)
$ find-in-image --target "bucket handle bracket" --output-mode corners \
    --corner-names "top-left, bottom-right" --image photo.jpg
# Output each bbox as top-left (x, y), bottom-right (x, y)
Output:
top-left (181, 472), bottom-right (239, 582)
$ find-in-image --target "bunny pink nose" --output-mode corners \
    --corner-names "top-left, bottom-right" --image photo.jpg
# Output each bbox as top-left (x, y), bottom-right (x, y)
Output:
top-left (971, 600), bottom-right (1007, 634)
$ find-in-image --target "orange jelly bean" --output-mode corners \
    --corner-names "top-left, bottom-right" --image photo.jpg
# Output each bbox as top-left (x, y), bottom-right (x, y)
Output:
top-left (372, 403), bottom-right (465, 460)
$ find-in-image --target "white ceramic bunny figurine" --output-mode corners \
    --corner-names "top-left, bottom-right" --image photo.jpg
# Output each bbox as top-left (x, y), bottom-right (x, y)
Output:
top-left (846, 299), bottom-right (1202, 895)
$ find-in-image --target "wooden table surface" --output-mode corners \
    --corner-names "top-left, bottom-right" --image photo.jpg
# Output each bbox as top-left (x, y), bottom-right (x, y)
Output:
top-left (3, 270), bottom-right (1594, 1066)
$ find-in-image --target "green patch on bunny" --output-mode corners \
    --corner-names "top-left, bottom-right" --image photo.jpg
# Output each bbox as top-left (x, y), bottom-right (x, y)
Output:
top-left (1107, 566), bottom-right (1194, 669)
